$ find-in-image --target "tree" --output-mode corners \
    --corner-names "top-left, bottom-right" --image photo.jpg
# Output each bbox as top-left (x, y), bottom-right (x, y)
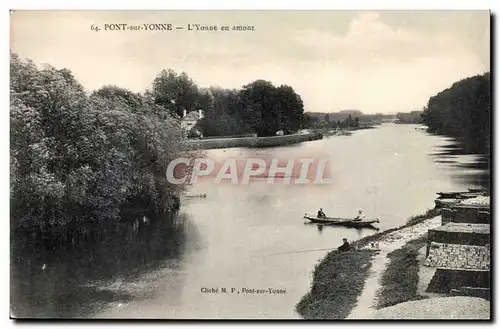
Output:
top-left (150, 69), bottom-right (201, 117)
top-left (236, 80), bottom-right (304, 136)
top-left (236, 80), bottom-right (273, 136)
top-left (421, 72), bottom-right (490, 154)
top-left (345, 114), bottom-right (354, 127)
top-left (92, 85), bottom-right (142, 109)
top-left (10, 53), bottom-right (186, 231)
top-left (195, 87), bottom-right (251, 137)
top-left (274, 84), bottom-right (305, 134)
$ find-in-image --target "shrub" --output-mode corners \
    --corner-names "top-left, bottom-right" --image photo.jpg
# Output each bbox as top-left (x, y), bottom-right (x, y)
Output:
top-left (10, 53), bottom-right (186, 231)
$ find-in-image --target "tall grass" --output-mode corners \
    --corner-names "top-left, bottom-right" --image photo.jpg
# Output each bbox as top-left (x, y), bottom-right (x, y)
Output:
top-left (296, 250), bottom-right (375, 319)
top-left (376, 236), bottom-right (429, 309)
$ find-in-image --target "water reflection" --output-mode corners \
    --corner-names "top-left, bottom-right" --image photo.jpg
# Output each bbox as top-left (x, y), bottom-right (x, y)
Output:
top-left (10, 213), bottom-right (191, 318)
top-left (305, 222), bottom-right (379, 237)
top-left (428, 140), bottom-right (490, 191)
top-left (11, 124), bottom-right (492, 319)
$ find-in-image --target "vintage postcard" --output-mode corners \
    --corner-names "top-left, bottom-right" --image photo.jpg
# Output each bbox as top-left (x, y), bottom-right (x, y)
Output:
top-left (9, 10), bottom-right (491, 320)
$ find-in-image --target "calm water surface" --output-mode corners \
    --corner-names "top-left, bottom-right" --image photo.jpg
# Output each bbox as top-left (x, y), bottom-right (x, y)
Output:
top-left (10, 124), bottom-right (489, 319)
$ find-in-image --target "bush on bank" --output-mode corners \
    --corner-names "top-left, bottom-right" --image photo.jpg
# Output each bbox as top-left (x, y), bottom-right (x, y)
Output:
top-left (10, 53), bottom-right (185, 231)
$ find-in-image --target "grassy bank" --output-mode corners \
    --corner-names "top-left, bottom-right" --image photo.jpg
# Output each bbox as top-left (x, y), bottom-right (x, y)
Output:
top-left (181, 132), bottom-right (323, 150)
top-left (296, 250), bottom-right (375, 319)
top-left (296, 208), bottom-right (441, 319)
top-left (376, 236), bottom-right (429, 309)
top-left (353, 208), bottom-right (441, 249)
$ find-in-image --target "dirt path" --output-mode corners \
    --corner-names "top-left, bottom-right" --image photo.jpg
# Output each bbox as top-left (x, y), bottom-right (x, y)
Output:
top-left (346, 216), bottom-right (442, 319)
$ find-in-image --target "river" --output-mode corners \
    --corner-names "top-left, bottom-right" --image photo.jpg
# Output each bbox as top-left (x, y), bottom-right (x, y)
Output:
top-left (10, 123), bottom-right (490, 319)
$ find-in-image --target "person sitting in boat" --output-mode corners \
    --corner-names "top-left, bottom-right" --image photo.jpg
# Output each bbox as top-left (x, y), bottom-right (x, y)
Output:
top-left (338, 238), bottom-right (350, 252)
top-left (317, 208), bottom-right (327, 219)
top-left (353, 210), bottom-right (365, 221)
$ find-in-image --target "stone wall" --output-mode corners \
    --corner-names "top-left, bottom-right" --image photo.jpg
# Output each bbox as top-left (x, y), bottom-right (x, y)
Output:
top-left (441, 207), bottom-right (490, 225)
top-left (426, 269), bottom-right (490, 293)
top-left (424, 242), bottom-right (490, 270)
top-left (427, 225), bottom-right (490, 254)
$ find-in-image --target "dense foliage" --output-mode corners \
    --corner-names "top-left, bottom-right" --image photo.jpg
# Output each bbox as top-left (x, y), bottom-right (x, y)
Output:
top-left (422, 72), bottom-right (491, 153)
top-left (195, 87), bottom-right (248, 137)
top-left (148, 71), bottom-right (306, 137)
top-left (303, 113), bottom-right (361, 129)
top-left (149, 69), bottom-right (212, 118)
top-left (195, 80), bottom-right (306, 137)
top-left (396, 111), bottom-right (423, 124)
top-left (10, 53), bottom-right (184, 230)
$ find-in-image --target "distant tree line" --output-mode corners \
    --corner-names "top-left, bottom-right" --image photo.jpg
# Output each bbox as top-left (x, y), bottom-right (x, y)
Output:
top-left (148, 70), bottom-right (305, 137)
top-left (305, 110), bottom-right (363, 123)
top-left (396, 111), bottom-right (423, 124)
top-left (302, 110), bottom-right (399, 129)
top-left (302, 112), bottom-right (361, 129)
top-left (421, 72), bottom-right (490, 154)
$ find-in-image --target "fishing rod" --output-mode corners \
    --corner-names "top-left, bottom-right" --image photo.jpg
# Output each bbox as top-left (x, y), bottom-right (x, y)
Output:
top-left (257, 247), bottom-right (335, 258)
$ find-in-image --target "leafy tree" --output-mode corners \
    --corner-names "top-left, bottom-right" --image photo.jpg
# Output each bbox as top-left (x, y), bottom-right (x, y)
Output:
top-left (300, 113), bottom-right (313, 129)
top-left (344, 114), bottom-right (354, 127)
top-left (194, 86), bottom-right (252, 137)
top-left (421, 72), bottom-right (490, 153)
top-left (147, 68), bottom-right (306, 138)
top-left (10, 53), bottom-right (185, 231)
top-left (150, 69), bottom-right (201, 117)
top-left (275, 84), bottom-right (305, 134)
top-left (236, 80), bottom-right (304, 136)
top-left (237, 80), bottom-right (275, 136)
top-left (91, 85), bottom-right (144, 110)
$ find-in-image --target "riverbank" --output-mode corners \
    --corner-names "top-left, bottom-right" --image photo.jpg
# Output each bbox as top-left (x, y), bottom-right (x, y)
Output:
top-left (296, 208), bottom-right (442, 319)
top-left (312, 125), bottom-right (377, 137)
top-left (296, 249), bottom-right (375, 319)
top-left (181, 132), bottom-right (323, 150)
top-left (375, 236), bottom-right (429, 309)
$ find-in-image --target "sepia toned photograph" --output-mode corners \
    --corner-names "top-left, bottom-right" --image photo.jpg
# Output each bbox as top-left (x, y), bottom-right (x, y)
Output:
top-left (9, 9), bottom-right (491, 320)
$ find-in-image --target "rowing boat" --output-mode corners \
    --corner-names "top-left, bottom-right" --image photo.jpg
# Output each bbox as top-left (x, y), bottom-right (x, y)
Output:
top-left (436, 191), bottom-right (485, 199)
top-left (303, 215), bottom-right (380, 228)
top-left (468, 188), bottom-right (488, 193)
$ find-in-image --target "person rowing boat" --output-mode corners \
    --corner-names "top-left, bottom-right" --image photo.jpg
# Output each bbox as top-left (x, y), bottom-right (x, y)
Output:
top-left (353, 210), bottom-right (365, 221)
top-left (317, 208), bottom-right (327, 219)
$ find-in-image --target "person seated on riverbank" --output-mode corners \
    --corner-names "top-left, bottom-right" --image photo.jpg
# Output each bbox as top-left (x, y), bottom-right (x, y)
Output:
top-left (338, 238), bottom-right (350, 252)
top-left (353, 210), bottom-right (365, 221)
top-left (317, 208), bottom-right (326, 218)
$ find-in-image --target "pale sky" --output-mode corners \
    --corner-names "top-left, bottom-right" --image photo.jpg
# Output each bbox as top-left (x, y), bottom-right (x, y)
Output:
top-left (10, 10), bottom-right (490, 114)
